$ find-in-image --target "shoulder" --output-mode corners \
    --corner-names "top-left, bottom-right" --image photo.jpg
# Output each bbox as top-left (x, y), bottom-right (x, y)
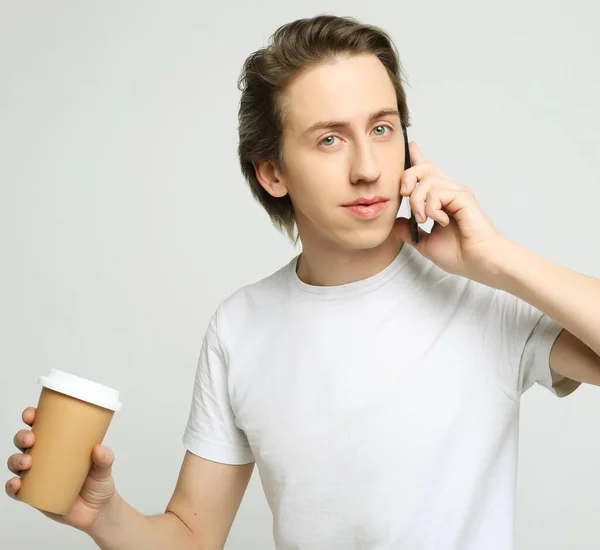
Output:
top-left (403, 245), bottom-right (516, 314)
top-left (221, 256), bottom-right (294, 310)
top-left (403, 245), bottom-right (474, 298)
top-left (210, 255), bottom-right (296, 338)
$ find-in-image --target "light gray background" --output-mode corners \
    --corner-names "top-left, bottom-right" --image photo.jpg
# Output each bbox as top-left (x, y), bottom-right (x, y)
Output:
top-left (1, 1), bottom-right (599, 549)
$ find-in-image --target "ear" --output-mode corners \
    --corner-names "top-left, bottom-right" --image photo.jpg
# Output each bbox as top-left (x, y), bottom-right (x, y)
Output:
top-left (253, 160), bottom-right (288, 198)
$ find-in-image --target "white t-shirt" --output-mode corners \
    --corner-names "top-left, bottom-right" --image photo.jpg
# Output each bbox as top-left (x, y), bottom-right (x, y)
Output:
top-left (183, 244), bottom-right (580, 550)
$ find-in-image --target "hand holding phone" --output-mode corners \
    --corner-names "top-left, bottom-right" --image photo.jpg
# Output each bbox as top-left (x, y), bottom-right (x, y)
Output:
top-left (402, 125), bottom-right (419, 244)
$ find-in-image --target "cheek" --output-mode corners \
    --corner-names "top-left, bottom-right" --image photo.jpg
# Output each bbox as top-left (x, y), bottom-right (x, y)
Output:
top-left (381, 162), bottom-right (404, 195)
top-left (378, 143), bottom-right (404, 171)
top-left (287, 153), bottom-right (345, 202)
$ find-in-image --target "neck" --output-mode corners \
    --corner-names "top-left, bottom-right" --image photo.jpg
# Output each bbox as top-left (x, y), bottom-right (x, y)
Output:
top-left (296, 233), bottom-right (404, 287)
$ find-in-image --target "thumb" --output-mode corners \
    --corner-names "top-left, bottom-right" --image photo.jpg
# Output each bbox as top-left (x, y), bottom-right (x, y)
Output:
top-left (392, 216), bottom-right (423, 246)
top-left (89, 445), bottom-right (114, 482)
top-left (392, 216), bottom-right (429, 256)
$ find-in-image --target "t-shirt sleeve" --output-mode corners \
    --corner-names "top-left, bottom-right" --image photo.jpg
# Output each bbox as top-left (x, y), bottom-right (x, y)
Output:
top-left (519, 311), bottom-right (581, 397)
top-left (183, 310), bottom-right (254, 465)
top-left (472, 284), bottom-right (580, 399)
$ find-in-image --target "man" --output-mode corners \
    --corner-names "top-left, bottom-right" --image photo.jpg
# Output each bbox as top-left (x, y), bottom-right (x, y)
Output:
top-left (6, 14), bottom-right (600, 550)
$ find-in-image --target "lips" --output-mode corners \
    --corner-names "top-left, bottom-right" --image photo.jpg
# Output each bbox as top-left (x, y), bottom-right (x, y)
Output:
top-left (343, 196), bottom-right (388, 207)
top-left (342, 197), bottom-right (389, 220)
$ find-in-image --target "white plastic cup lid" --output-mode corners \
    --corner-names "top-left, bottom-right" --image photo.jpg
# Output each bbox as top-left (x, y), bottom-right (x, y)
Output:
top-left (39, 369), bottom-right (123, 412)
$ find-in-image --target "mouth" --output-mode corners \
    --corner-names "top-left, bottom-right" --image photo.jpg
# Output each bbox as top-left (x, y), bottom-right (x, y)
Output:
top-left (342, 196), bottom-right (388, 207)
top-left (342, 196), bottom-right (389, 220)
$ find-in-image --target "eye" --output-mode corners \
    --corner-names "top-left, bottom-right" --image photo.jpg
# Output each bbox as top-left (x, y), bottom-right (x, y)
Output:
top-left (372, 125), bottom-right (391, 137)
top-left (320, 135), bottom-right (339, 147)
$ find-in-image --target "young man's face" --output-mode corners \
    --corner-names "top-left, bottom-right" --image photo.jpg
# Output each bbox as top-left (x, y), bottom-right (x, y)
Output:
top-left (266, 54), bottom-right (406, 250)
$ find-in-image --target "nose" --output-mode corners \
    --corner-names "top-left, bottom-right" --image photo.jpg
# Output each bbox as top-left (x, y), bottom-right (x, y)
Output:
top-left (349, 141), bottom-right (381, 185)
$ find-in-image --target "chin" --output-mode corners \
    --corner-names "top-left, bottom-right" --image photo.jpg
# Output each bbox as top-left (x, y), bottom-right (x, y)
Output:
top-left (335, 224), bottom-right (396, 251)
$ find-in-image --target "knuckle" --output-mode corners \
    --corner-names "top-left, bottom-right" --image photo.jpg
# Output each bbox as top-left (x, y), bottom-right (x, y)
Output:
top-left (23, 406), bottom-right (36, 419)
top-left (426, 190), bottom-right (441, 206)
top-left (14, 429), bottom-right (29, 447)
top-left (7, 455), bottom-right (19, 474)
top-left (424, 176), bottom-right (438, 190)
top-left (6, 479), bottom-right (17, 498)
top-left (411, 183), bottom-right (426, 200)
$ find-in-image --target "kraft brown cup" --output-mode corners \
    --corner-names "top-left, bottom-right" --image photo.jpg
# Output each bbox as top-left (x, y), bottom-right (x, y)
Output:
top-left (17, 369), bottom-right (123, 515)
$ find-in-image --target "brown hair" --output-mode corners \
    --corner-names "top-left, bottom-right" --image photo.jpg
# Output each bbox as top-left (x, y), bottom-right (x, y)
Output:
top-left (237, 14), bottom-right (411, 241)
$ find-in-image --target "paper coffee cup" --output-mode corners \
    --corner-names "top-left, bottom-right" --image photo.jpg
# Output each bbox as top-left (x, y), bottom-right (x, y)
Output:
top-left (17, 369), bottom-right (123, 515)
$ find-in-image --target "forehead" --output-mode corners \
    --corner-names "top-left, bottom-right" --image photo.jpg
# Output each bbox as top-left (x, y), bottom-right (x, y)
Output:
top-left (282, 54), bottom-right (398, 133)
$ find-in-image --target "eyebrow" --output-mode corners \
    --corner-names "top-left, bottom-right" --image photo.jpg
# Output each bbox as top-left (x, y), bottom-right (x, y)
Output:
top-left (302, 108), bottom-right (401, 136)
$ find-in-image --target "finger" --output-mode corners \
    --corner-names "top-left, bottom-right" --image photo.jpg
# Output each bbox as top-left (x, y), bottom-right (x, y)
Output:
top-left (427, 188), bottom-right (477, 223)
top-left (13, 429), bottom-right (34, 452)
top-left (5, 477), bottom-right (21, 499)
top-left (7, 453), bottom-right (31, 475)
top-left (400, 144), bottom-right (452, 195)
top-left (408, 176), bottom-right (431, 222)
top-left (400, 165), bottom-right (431, 197)
top-left (424, 191), bottom-right (451, 227)
top-left (88, 445), bottom-right (115, 483)
top-left (392, 216), bottom-right (429, 248)
top-left (22, 407), bottom-right (36, 427)
top-left (400, 168), bottom-right (456, 202)
top-left (409, 178), bottom-right (462, 223)
top-left (409, 141), bottom-right (427, 166)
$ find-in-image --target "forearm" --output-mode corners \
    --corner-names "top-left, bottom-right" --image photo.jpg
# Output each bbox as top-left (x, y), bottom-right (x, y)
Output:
top-left (89, 492), bottom-right (199, 550)
top-left (487, 238), bottom-right (600, 356)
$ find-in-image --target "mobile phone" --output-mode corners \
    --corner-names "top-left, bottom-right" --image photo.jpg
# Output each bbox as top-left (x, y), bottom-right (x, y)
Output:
top-left (402, 125), bottom-right (419, 244)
